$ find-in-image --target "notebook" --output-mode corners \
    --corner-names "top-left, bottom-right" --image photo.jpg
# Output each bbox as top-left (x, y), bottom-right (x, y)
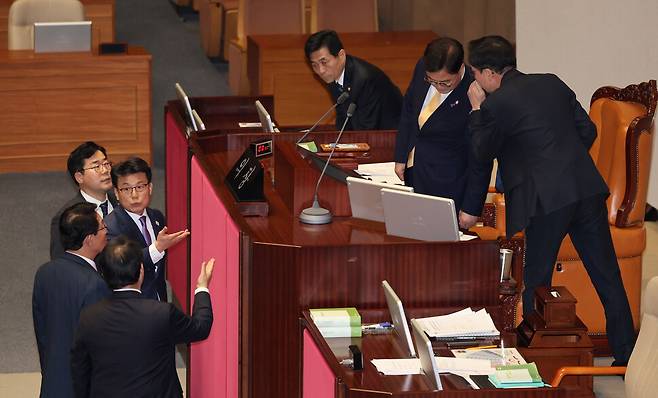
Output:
top-left (34, 21), bottom-right (91, 53)
top-left (382, 280), bottom-right (415, 357)
top-left (347, 177), bottom-right (413, 222)
top-left (381, 189), bottom-right (459, 242)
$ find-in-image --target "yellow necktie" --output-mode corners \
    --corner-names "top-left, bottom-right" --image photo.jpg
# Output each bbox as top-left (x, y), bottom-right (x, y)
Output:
top-left (407, 91), bottom-right (441, 167)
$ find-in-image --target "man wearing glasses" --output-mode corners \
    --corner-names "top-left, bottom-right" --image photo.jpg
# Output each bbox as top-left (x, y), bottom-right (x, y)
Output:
top-left (394, 37), bottom-right (492, 228)
top-left (50, 141), bottom-right (118, 260)
top-left (34, 202), bottom-right (111, 397)
top-left (104, 157), bottom-right (190, 301)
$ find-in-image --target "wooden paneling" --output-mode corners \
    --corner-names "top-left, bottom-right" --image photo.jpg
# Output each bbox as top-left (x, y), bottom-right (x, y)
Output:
top-left (0, 0), bottom-right (115, 51)
top-left (0, 47), bottom-right (151, 173)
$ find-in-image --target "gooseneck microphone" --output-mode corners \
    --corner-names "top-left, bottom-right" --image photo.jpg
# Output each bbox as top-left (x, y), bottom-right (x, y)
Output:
top-left (299, 103), bottom-right (357, 225)
top-left (296, 91), bottom-right (350, 144)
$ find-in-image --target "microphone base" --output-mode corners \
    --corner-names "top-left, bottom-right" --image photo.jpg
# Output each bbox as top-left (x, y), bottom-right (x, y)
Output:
top-left (299, 205), bottom-right (333, 225)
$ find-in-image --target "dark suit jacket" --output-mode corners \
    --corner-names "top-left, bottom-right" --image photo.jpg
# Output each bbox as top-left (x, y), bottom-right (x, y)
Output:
top-left (469, 69), bottom-right (608, 237)
top-left (328, 55), bottom-right (402, 131)
top-left (104, 206), bottom-right (167, 301)
top-left (50, 192), bottom-right (118, 260)
top-left (32, 252), bottom-right (111, 398)
top-left (394, 60), bottom-right (491, 215)
top-left (71, 290), bottom-right (213, 398)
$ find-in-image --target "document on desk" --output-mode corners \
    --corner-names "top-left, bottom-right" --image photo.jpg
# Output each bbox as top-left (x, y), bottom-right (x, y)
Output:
top-left (415, 308), bottom-right (500, 339)
top-left (355, 162), bottom-right (404, 185)
top-left (371, 358), bottom-right (422, 375)
top-left (451, 348), bottom-right (526, 367)
top-left (371, 357), bottom-right (492, 376)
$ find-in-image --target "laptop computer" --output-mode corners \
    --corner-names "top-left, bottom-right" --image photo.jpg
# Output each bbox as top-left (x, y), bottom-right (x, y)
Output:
top-left (254, 100), bottom-right (275, 133)
top-left (174, 83), bottom-right (198, 132)
top-left (411, 318), bottom-right (443, 390)
top-left (382, 280), bottom-right (416, 357)
top-left (381, 189), bottom-right (459, 242)
top-left (347, 177), bottom-right (413, 222)
top-left (34, 21), bottom-right (91, 53)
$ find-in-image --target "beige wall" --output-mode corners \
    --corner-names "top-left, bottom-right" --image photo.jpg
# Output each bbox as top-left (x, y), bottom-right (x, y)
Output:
top-left (516, 0), bottom-right (658, 205)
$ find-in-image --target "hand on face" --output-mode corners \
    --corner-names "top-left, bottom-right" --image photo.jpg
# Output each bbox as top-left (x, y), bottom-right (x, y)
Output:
top-left (467, 81), bottom-right (487, 111)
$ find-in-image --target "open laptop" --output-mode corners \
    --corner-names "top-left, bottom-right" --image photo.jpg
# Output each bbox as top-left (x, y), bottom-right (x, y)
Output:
top-left (382, 280), bottom-right (415, 357)
top-left (175, 83), bottom-right (198, 132)
top-left (34, 21), bottom-right (91, 53)
top-left (381, 189), bottom-right (459, 242)
top-left (254, 100), bottom-right (275, 133)
top-left (347, 177), bottom-right (413, 222)
top-left (191, 109), bottom-right (206, 131)
top-left (411, 318), bottom-right (443, 390)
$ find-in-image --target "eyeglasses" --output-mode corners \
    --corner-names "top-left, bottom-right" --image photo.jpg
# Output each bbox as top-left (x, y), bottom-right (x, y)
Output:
top-left (82, 161), bottom-right (112, 173)
top-left (424, 74), bottom-right (454, 88)
top-left (117, 183), bottom-right (149, 195)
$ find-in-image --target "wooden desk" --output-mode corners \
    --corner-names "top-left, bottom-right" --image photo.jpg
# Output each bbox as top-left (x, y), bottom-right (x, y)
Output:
top-left (301, 311), bottom-right (566, 398)
top-left (0, 47), bottom-right (151, 173)
top-left (0, 0), bottom-right (115, 51)
top-left (247, 31), bottom-right (436, 126)
top-left (165, 97), bottom-right (522, 398)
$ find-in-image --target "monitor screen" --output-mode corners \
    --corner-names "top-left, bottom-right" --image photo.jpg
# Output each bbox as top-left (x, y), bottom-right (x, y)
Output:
top-left (254, 100), bottom-right (275, 133)
top-left (175, 83), bottom-right (198, 132)
top-left (382, 280), bottom-right (416, 357)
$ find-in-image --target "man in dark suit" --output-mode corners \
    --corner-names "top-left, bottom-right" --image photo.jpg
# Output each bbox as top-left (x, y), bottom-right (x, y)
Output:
top-left (51, 141), bottom-right (118, 260)
top-left (394, 37), bottom-right (492, 223)
top-left (466, 35), bottom-right (635, 365)
top-left (104, 157), bottom-right (189, 301)
top-left (304, 30), bottom-right (402, 131)
top-left (33, 202), bottom-right (111, 398)
top-left (71, 237), bottom-right (214, 398)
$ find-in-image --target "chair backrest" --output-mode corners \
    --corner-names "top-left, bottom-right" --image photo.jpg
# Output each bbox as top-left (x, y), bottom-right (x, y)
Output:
top-left (236, 0), bottom-right (304, 42)
top-left (310, 0), bottom-right (378, 33)
top-left (8, 0), bottom-right (85, 50)
top-left (625, 276), bottom-right (658, 398)
top-left (588, 80), bottom-right (657, 227)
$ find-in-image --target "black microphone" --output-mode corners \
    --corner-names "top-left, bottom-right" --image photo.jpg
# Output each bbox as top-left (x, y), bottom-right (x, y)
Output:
top-left (299, 103), bottom-right (357, 225)
top-left (296, 91), bottom-right (350, 144)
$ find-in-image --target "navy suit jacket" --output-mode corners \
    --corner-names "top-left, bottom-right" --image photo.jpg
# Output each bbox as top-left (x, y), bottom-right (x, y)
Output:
top-left (328, 55), bottom-right (403, 131)
top-left (72, 290), bottom-right (212, 398)
top-left (50, 192), bottom-right (118, 260)
top-left (394, 59), bottom-right (491, 215)
top-left (104, 207), bottom-right (167, 301)
top-left (469, 70), bottom-right (608, 236)
top-left (32, 252), bottom-right (111, 398)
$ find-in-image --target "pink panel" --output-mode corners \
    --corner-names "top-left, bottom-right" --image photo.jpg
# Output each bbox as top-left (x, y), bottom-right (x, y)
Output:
top-left (165, 111), bottom-right (190, 311)
top-left (189, 157), bottom-right (240, 398)
top-left (303, 329), bottom-right (336, 398)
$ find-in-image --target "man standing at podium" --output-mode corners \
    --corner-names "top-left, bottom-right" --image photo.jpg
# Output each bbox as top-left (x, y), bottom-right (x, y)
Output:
top-left (304, 30), bottom-right (403, 131)
top-left (466, 35), bottom-right (635, 365)
top-left (394, 37), bottom-right (491, 224)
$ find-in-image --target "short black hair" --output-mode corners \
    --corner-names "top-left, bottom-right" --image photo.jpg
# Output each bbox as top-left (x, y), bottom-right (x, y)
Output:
top-left (468, 35), bottom-right (516, 73)
top-left (304, 30), bottom-right (343, 59)
top-left (111, 157), bottom-right (152, 187)
top-left (423, 37), bottom-right (464, 74)
top-left (67, 142), bottom-right (107, 184)
top-left (98, 236), bottom-right (143, 290)
top-left (59, 202), bottom-right (100, 251)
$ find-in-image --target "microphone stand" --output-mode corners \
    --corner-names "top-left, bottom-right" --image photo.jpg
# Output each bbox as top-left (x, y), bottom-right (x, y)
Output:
top-left (296, 91), bottom-right (350, 145)
top-left (299, 103), bottom-right (356, 225)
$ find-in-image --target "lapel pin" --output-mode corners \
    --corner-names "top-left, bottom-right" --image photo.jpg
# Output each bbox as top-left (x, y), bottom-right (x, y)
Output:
top-left (450, 100), bottom-right (459, 107)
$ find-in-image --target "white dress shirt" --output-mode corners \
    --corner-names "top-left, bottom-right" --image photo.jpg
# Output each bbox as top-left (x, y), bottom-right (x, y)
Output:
top-left (80, 190), bottom-right (114, 218)
top-left (124, 209), bottom-right (165, 267)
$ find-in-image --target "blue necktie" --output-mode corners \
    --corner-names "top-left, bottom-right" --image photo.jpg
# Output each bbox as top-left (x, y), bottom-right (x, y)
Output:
top-left (99, 201), bottom-right (109, 218)
top-left (139, 216), bottom-right (152, 245)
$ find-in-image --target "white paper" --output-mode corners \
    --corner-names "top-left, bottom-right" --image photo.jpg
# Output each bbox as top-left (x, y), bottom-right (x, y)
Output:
top-left (239, 122), bottom-right (262, 128)
top-left (451, 348), bottom-right (526, 367)
top-left (415, 308), bottom-right (500, 339)
top-left (371, 358), bottom-right (422, 375)
top-left (495, 368), bottom-right (533, 383)
top-left (356, 162), bottom-right (404, 185)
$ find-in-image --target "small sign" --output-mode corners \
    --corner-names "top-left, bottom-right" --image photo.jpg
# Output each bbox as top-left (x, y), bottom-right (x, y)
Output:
top-left (225, 146), bottom-right (265, 202)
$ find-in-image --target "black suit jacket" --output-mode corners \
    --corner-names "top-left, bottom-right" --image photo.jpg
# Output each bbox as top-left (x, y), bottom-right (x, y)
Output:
top-left (50, 192), bottom-right (118, 260)
top-left (104, 206), bottom-right (167, 301)
top-left (71, 290), bottom-right (213, 398)
top-left (32, 252), bottom-right (111, 398)
top-left (329, 55), bottom-right (402, 131)
top-left (469, 69), bottom-right (608, 237)
top-left (394, 60), bottom-right (491, 215)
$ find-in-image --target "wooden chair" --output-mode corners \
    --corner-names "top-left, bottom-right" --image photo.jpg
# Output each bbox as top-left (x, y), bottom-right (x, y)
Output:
top-left (198, 0), bottom-right (237, 59)
top-left (552, 276), bottom-right (658, 398)
top-left (310, 0), bottom-right (378, 33)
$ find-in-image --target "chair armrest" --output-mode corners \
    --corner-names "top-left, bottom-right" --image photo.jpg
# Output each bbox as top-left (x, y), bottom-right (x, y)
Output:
top-left (551, 366), bottom-right (627, 386)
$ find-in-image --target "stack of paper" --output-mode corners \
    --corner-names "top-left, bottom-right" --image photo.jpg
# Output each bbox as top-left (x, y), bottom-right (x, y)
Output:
top-left (451, 348), bottom-right (526, 367)
top-left (309, 307), bottom-right (362, 338)
top-left (371, 358), bottom-right (422, 375)
top-left (370, 357), bottom-right (492, 376)
top-left (488, 363), bottom-right (545, 388)
top-left (355, 162), bottom-right (404, 185)
top-left (415, 308), bottom-right (499, 339)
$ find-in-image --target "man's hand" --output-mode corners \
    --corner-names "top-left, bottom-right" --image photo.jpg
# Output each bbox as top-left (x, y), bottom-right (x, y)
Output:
top-left (196, 258), bottom-right (215, 289)
top-left (154, 226), bottom-right (190, 252)
top-left (467, 81), bottom-right (486, 111)
top-left (458, 211), bottom-right (479, 229)
top-left (394, 162), bottom-right (406, 183)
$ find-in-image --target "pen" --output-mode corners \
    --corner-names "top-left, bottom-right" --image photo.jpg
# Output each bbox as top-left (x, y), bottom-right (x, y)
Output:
top-left (464, 345), bottom-right (497, 351)
top-left (362, 322), bottom-right (392, 330)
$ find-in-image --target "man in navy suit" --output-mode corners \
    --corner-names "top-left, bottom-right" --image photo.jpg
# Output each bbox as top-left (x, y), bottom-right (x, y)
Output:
top-left (33, 202), bottom-right (111, 398)
top-left (104, 157), bottom-right (189, 301)
top-left (394, 37), bottom-right (492, 227)
top-left (50, 142), bottom-right (118, 260)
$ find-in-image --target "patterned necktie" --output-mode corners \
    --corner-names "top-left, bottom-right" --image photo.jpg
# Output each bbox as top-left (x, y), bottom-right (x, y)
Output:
top-left (99, 201), bottom-right (109, 218)
top-left (139, 216), bottom-right (152, 245)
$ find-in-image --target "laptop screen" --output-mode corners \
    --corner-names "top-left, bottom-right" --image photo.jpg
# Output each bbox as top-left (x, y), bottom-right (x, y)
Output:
top-left (411, 319), bottom-right (443, 391)
top-left (382, 280), bottom-right (416, 357)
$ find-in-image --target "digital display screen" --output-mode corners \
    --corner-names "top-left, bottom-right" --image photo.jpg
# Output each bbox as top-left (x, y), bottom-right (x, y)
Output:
top-left (252, 139), bottom-right (273, 158)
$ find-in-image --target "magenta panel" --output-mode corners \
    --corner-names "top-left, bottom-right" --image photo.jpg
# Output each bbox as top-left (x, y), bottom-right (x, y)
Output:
top-left (189, 157), bottom-right (240, 398)
top-left (302, 329), bottom-right (335, 398)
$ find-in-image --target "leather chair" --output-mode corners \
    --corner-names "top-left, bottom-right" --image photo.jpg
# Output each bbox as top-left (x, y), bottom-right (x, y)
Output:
top-left (551, 275), bottom-right (658, 398)
top-left (8, 0), bottom-right (85, 50)
top-left (484, 80), bottom-right (657, 350)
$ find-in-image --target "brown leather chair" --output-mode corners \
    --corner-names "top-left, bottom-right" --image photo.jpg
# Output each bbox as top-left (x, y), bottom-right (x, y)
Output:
top-left (484, 80), bottom-right (657, 350)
